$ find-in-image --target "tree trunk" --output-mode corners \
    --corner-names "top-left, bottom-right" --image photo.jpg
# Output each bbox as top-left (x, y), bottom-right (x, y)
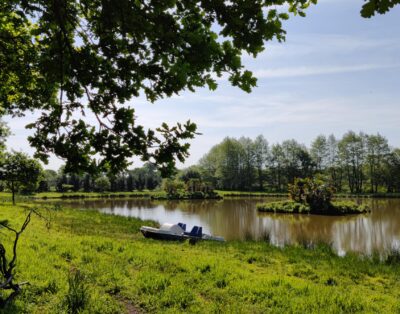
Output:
top-left (11, 181), bottom-right (15, 205)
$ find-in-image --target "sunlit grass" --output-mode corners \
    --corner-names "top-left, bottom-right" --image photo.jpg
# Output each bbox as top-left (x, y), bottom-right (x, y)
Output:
top-left (0, 202), bottom-right (399, 313)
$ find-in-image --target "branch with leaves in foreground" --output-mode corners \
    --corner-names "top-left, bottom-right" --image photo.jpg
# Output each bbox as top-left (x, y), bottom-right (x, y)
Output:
top-left (0, 208), bottom-right (45, 307)
top-left (1, 0), bottom-right (317, 175)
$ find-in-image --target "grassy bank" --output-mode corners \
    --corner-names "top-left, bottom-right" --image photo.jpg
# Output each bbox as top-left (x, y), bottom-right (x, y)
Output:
top-left (0, 191), bottom-right (220, 201)
top-left (0, 203), bottom-right (399, 313)
top-left (33, 191), bottom-right (160, 199)
top-left (1, 191), bottom-right (399, 202)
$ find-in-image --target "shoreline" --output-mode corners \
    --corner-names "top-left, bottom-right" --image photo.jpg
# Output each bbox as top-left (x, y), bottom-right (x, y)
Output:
top-left (2, 190), bottom-right (400, 201)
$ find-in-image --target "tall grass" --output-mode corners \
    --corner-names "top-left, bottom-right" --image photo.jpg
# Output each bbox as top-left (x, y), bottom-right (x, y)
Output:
top-left (65, 270), bottom-right (89, 314)
top-left (0, 202), bottom-right (399, 313)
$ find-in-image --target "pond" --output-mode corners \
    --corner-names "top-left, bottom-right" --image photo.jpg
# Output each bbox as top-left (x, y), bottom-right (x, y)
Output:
top-left (44, 197), bottom-right (400, 256)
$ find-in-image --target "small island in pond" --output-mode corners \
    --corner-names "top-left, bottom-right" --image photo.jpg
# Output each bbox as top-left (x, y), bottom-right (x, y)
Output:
top-left (257, 178), bottom-right (370, 215)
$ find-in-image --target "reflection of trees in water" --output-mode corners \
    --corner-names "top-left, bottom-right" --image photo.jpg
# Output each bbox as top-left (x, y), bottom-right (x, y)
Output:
top-left (185, 199), bottom-right (264, 240)
top-left (40, 198), bottom-right (400, 254)
top-left (156, 199), bottom-right (223, 212)
top-left (257, 198), bottom-right (400, 255)
top-left (332, 214), bottom-right (400, 255)
top-left (151, 199), bottom-right (261, 240)
top-left (258, 213), bottom-right (360, 248)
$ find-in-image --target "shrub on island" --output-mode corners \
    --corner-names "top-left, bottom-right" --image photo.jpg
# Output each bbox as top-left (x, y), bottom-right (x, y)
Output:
top-left (159, 178), bottom-right (221, 200)
top-left (257, 178), bottom-right (370, 215)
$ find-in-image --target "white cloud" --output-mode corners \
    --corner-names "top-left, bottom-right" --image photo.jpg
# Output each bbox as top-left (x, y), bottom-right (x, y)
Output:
top-left (253, 63), bottom-right (399, 78)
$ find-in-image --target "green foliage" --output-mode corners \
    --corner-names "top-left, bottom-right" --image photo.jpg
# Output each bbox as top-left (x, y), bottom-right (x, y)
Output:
top-left (199, 137), bottom-right (262, 191)
top-left (330, 201), bottom-right (370, 214)
top-left (0, 120), bottom-right (10, 154)
top-left (161, 178), bottom-right (185, 197)
top-left (197, 131), bottom-right (400, 195)
top-left (161, 176), bottom-right (217, 199)
top-left (257, 200), bottom-right (311, 213)
top-left (94, 177), bottom-right (111, 193)
top-left (179, 166), bottom-right (202, 183)
top-left (288, 177), bottom-right (334, 211)
top-left (60, 184), bottom-right (74, 193)
top-left (0, 1), bottom-right (316, 175)
top-left (361, 0), bottom-right (400, 17)
top-left (0, 152), bottom-right (43, 204)
top-left (258, 177), bottom-right (370, 215)
top-left (128, 163), bottom-right (162, 191)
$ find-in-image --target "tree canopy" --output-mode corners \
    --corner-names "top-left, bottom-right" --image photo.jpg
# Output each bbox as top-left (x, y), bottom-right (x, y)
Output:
top-left (1, 0), bottom-right (396, 175)
top-left (0, 0), bottom-right (318, 175)
top-left (361, 0), bottom-right (400, 17)
top-left (0, 151), bottom-right (43, 204)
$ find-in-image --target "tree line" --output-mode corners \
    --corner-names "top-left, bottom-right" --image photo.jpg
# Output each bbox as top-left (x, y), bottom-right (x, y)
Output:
top-left (40, 163), bottom-right (162, 193)
top-left (1, 131), bottom-right (399, 196)
top-left (0, 150), bottom-right (162, 201)
top-left (196, 131), bottom-right (400, 194)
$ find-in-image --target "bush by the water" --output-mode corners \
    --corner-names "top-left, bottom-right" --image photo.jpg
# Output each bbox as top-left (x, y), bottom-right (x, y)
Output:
top-left (257, 177), bottom-right (370, 215)
top-left (161, 178), bottom-right (220, 199)
top-left (288, 177), bottom-right (334, 211)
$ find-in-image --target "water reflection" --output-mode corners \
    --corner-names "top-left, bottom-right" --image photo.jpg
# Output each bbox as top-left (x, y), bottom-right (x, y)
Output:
top-left (40, 197), bottom-right (400, 255)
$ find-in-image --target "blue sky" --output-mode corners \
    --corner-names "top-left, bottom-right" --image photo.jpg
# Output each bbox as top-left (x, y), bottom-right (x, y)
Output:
top-left (5, 0), bottom-right (400, 170)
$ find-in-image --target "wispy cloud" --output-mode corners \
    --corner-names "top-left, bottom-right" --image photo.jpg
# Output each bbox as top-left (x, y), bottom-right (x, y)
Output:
top-left (253, 63), bottom-right (400, 78)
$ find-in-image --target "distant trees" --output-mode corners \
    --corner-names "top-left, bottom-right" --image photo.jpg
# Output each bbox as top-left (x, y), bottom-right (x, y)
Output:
top-left (253, 135), bottom-right (269, 190)
top-left (365, 134), bottom-right (390, 193)
top-left (7, 131), bottom-right (399, 195)
top-left (384, 149), bottom-right (400, 192)
top-left (94, 177), bottom-right (111, 193)
top-left (338, 131), bottom-right (366, 194)
top-left (310, 135), bottom-right (328, 172)
top-left (0, 152), bottom-right (43, 204)
top-left (196, 132), bottom-right (400, 194)
top-left (200, 137), bottom-right (315, 192)
top-left (39, 163), bottom-right (162, 193)
top-left (199, 138), bottom-right (250, 191)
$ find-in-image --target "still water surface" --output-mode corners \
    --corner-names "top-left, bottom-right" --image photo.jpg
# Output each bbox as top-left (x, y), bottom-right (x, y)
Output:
top-left (50, 197), bottom-right (400, 255)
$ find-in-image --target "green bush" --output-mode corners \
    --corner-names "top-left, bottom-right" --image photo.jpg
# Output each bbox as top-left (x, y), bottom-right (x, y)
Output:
top-left (257, 201), bottom-right (311, 214)
top-left (331, 201), bottom-right (370, 214)
top-left (288, 177), bottom-right (334, 212)
top-left (94, 177), bottom-right (111, 192)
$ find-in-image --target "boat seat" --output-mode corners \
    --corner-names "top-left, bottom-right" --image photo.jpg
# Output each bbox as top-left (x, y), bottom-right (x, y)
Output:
top-left (187, 226), bottom-right (202, 237)
top-left (178, 223), bottom-right (186, 231)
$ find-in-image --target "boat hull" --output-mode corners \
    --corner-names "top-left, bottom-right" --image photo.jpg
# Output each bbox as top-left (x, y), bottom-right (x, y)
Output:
top-left (140, 228), bottom-right (185, 241)
top-left (140, 225), bottom-right (225, 242)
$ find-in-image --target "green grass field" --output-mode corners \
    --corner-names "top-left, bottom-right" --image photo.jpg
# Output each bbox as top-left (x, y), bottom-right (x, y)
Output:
top-left (0, 201), bottom-right (399, 313)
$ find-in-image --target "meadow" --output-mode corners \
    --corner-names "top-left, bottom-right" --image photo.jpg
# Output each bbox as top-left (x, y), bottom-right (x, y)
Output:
top-left (0, 201), bottom-right (400, 313)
